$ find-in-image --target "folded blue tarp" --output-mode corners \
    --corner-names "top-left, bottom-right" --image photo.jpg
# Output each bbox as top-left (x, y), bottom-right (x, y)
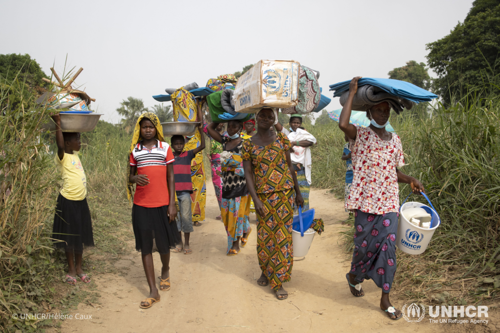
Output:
top-left (153, 87), bottom-right (214, 102)
top-left (313, 94), bottom-right (331, 112)
top-left (329, 78), bottom-right (437, 103)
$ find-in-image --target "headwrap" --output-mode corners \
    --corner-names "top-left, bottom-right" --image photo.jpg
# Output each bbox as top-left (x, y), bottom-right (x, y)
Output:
top-left (217, 74), bottom-right (237, 84)
top-left (244, 119), bottom-right (255, 126)
top-left (127, 112), bottom-right (165, 202)
top-left (257, 108), bottom-right (279, 125)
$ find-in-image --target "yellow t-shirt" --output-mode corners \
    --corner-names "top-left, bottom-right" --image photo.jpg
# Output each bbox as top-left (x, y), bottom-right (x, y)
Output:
top-left (55, 152), bottom-right (87, 201)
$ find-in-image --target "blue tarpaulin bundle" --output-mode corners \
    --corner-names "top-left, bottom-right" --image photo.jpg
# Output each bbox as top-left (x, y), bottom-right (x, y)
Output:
top-left (329, 78), bottom-right (438, 103)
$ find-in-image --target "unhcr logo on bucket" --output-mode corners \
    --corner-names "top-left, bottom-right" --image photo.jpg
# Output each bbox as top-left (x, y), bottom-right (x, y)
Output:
top-left (400, 228), bottom-right (424, 250)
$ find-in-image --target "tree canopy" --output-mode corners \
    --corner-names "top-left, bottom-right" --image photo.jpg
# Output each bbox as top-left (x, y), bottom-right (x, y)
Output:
top-left (234, 64), bottom-right (254, 79)
top-left (426, 0), bottom-right (500, 103)
top-left (388, 61), bottom-right (431, 90)
top-left (116, 97), bottom-right (148, 133)
top-left (0, 54), bottom-right (48, 94)
top-left (151, 104), bottom-right (173, 123)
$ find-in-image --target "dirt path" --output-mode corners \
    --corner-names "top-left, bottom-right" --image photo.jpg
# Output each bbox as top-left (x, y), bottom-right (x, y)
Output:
top-left (61, 185), bottom-right (442, 332)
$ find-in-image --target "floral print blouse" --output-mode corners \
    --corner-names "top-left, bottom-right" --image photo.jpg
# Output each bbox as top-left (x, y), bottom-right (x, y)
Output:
top-left (346, 126), bottom-right (405, 215)
top-left (242, 132), bottom-right (294, 194)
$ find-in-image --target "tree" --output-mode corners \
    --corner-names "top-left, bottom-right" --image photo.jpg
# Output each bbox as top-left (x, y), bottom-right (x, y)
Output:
top-left (0, 54), bottom-right (48, 94)
top-left (116, 97), bottom-right (148, 133)
top-left (388, 61), bottom-right (431, 90)
top-left (151, 104), bottom-right (173, 123)
top-left (234, 64), bottom-right (254, 79)
top-left (313, 110), bottom-right (331, 127)
top-left (426, 0), bottom-right (500, 104)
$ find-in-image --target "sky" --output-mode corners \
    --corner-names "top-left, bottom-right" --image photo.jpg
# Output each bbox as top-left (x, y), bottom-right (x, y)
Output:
top-left (0, 0), bottom-right (474, 124)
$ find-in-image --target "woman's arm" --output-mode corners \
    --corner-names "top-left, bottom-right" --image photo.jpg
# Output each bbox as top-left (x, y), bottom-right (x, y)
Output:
top-left (341, 152), bottom-right (352, 160)
top-left (274, 121), bottom-right (283, 133)
top-left (339, 77), bottom-right (361, 141)
top-left (129, 165), bottom-right (149, 186)
top-left (243, 160), bottom-right (265, 217)
top-left (206, 122), bottom-right (223, 143)
top-left (166, 163), bottom-right (177, 221)
top-left (295, 140), bottom-right (314, 147)
top-left (397, 169), bottom-right (425, 194)
top-left (286, 149), bottom-right (304, 207)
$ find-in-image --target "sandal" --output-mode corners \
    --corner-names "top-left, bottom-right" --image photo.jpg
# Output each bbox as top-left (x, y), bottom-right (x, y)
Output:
top-left (241, 228), bottom-right (252, 248)
top-left (383, 306), bottom-right (403, 320)
top-left (257, 274), bottom-right (269, 286)
top-left (171, 246), bottom-right (183, 253)
top-left (65, 275), bottom-right (77, 286)
top-left (77, 273), bottom-right (91, 283)
top-left (227, 249), bottom-right (239, 256)
top-left (158, 277), bottom-right (170, 291)
top-left (275, 287), bottom-right (288, 300)
top-left (215, 216), bottom-right (222, 220)
top-left (193, 221), bottom-right (202, 227)
top-left (345, 273), bottom-right (364, 297)
top-left (184, 248), bottom-right (193, 255)
top-left (140, 297), bottom-right (160, 309)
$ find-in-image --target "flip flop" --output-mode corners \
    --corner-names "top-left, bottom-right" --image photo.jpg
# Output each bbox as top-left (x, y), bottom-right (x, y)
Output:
top-left (184, 248), bottom-right (193, 255)
top-left (193, 221), bottom-right (202, 227)
top-left (77, 273), bottom-right (91, 283)
top-left (275, 287), bottom-right (288, 300)
top-left (241, 228), bottom-right (252, 248)
top-left (65, 275), bottom-right (77, 286)
top-left (227, 249), bottom-right (239, 256)
top-left (171, 246), bottom-right (183, 253)
top-left (257, 275), bottom-right (269, 286)
top-left (383, 306), bottom-right (403, 320)
top-left (140, 297), bottom-right (160, 309)
top-left (345, 273), bottom-right (364, 297)
top-left (158, 277), bottom-right (170, 291)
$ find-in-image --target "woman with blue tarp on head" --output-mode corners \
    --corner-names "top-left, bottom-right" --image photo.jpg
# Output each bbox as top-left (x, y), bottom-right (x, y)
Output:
top-left (339, 77), bottom-right (425, 320)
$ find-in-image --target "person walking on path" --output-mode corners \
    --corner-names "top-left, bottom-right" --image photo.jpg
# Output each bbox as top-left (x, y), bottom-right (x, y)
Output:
top-left (339, 77), bottom-right (425, 320)
top-left (51, 114), bottom-right (94, 286)
top-left (204, 122), bottom-right (224, 220)
top-left (207, 120), bottom-right (251, 256)
top-left (275, 114), bottom-right (316, 212)
top-left (171, 126), bottom-right (206, 254)
top-left (127, 112), bottom-right (179, 309)
top-left (242, 108), bottom-right (304, 300)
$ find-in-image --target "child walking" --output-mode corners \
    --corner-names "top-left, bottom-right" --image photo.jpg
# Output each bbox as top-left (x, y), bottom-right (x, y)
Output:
top-left (51, 114), bottom-right (94, 286)
top-left (171, 126), bottom-right (205, 255)
top-left (128, 112), bottom-right (179, 309)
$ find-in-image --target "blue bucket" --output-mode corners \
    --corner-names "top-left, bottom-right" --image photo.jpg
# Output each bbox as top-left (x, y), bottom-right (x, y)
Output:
top-left (292, 207), bottom-right (315, 236)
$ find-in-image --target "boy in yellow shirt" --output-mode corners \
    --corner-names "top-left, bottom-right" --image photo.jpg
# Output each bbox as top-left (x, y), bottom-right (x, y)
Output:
top-left (51, 114), bottom-right (94, 285)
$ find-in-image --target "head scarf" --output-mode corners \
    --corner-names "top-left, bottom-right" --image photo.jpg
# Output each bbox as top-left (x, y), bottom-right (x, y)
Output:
top-left (256, 108), bottom-right (279, 125)
top-left (217, 74), bottom-right (237, 84)
top-left (244, 119), bottom-right (255, 126)
top-left (127, 112), bottom-right (165, 202)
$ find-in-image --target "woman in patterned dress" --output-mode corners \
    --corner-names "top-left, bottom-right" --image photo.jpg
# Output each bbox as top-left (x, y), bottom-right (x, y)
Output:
top-left (207, 120), bottom-right (251, 255)
top-left (242, 108), bottom-right (304, 300)
top-left (204, 123), bottom-right (224, 219)
top-left (340, 77), bottom-right (425, 320)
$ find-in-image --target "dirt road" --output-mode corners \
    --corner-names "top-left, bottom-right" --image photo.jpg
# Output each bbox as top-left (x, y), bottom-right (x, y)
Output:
top-left (61, 186), bottom-right (441, 333)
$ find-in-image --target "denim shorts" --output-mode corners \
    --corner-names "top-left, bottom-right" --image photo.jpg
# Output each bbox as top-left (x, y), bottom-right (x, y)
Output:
top-left (176, 191), bottom-right (193, 233)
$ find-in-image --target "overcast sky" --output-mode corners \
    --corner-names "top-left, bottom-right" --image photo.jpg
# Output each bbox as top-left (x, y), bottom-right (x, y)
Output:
top-left (0, 0), bottom-right (474, 123)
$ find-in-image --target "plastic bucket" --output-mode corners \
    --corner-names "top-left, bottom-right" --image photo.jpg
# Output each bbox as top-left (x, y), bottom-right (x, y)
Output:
top-left (292, 207), bottom-right (316, 257)
top-left (397, 192), bottom-right (441, 255)
top-left (292, 228), bottom-right (316, 257)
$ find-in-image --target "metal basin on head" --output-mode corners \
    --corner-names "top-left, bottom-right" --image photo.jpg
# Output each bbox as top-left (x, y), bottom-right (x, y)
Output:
top-left (42, 113), bottom-right (102, 132)
top-left (161, 122), bottom-right (200, 137)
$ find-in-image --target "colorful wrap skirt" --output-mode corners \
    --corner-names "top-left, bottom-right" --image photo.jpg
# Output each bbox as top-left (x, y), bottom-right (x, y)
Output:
top-left (221, 194), bottom-right (251, 253)
top-left (210, 154), bottom-right (223, 210)
top-left (350, 210), bottom-right (399, 293)
top-left (257, 190), bottom-right (295, 291)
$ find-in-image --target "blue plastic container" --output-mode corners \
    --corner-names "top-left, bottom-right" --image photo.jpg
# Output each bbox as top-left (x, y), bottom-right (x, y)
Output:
top-left (292, 207), bottom-right (315, 236)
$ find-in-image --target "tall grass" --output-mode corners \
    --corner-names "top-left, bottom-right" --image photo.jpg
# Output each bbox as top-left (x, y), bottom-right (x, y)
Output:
top-left (309, 88), bottom-right (500, 303)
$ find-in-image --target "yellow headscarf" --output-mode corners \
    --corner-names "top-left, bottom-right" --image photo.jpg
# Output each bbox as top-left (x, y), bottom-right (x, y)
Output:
top-left (127, 112), bottom-right (165, 202)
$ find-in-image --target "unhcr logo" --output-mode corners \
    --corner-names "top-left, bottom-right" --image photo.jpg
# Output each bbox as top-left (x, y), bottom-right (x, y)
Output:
top-left (402, 303), bottom-right (425, 322)
top-left (405, 229), bottom-right (424, 244)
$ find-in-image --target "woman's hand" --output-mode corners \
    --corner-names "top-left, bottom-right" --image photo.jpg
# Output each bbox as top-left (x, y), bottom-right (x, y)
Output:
top-left (410, 178), bottom-right (425, 194)
top-left (295, 193), bottom-right (304, 208)
top-left (167, 204), bottom-right (177, 222)
top-left (254, 199), bottom-right (266, 218)
top-left (133, 174), bottom-right (149, 186)
top-left (349, 76), bottom-right (362, 96)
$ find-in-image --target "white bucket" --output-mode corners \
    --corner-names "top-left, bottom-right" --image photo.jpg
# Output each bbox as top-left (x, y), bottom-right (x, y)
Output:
top-left (397, 194), bottom-right (440, 255)
top-left (292, 228), bottom-right (316, 257)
